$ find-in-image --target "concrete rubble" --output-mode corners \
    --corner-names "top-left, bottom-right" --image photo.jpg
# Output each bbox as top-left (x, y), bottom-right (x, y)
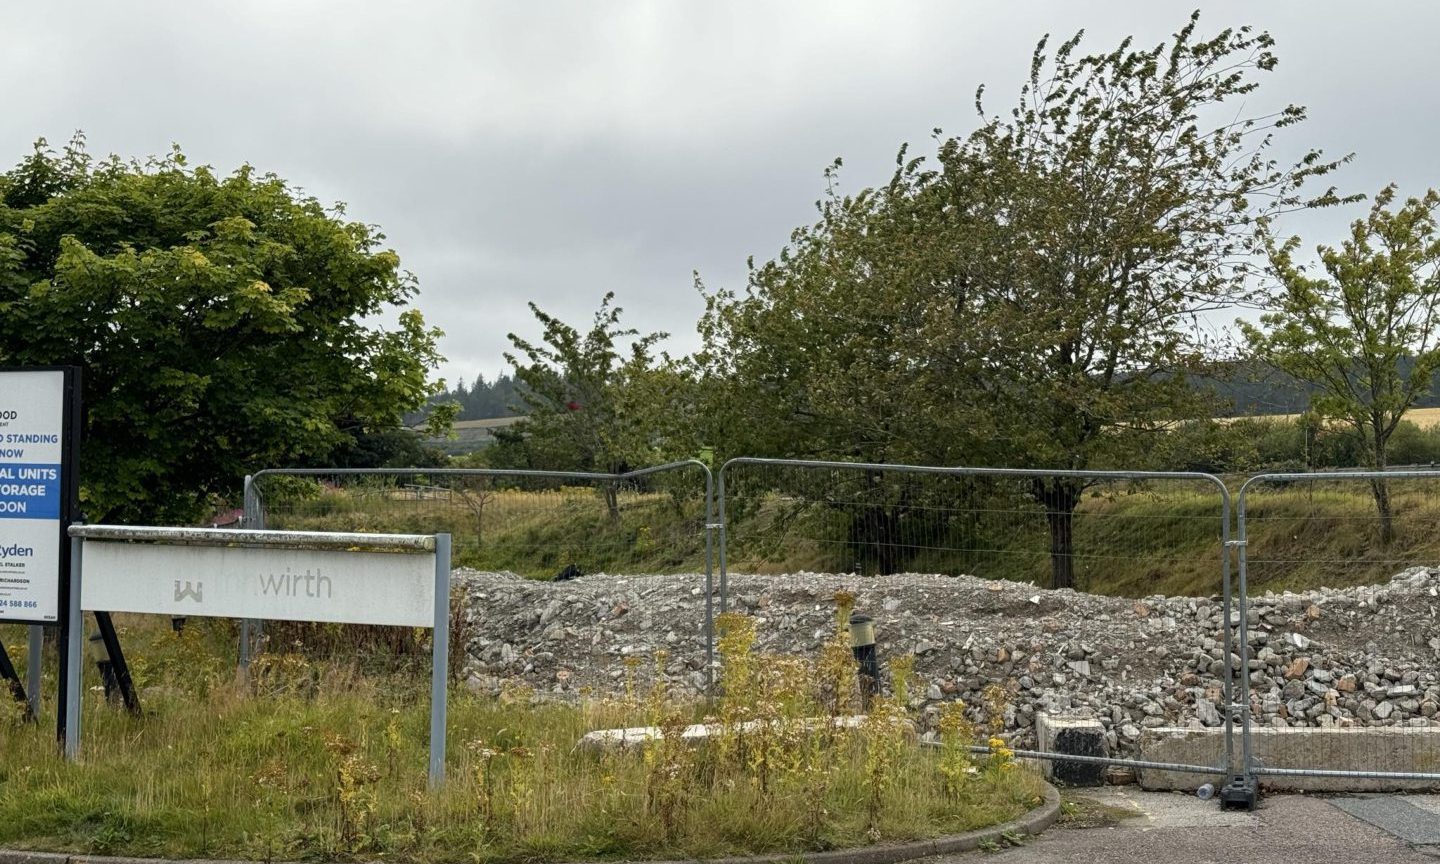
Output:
top-left (455, 566), bottom-right (1440, 756)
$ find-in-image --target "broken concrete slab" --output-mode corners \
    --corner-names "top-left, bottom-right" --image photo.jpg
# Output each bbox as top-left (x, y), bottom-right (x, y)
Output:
top-left (1036, 714), bottom-right (1108, 786)
top-left (1139, 725), bottom-right (1440, 792)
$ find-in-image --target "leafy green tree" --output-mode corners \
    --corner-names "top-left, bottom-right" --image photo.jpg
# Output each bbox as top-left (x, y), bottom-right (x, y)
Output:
top-left (495, 293), bottom-right (668, 517)
top-left (331, 427), bottom-right (450, 470)
top-left (1242, 186), bottom-right (1440, 543)
top-left (0, 136), bottom-right (449, 524)
top-left (696, 162), bottom-right (974, 468)
top-left (700, 14), bottom-right (1347, 588)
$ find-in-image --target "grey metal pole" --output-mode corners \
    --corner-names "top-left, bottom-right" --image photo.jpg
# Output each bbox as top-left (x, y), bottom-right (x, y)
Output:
top-left (1219, 496), bottom-right (1234, 778)
top-left (240, 474), bottom-right (257, 669)
top-left (703, 468), bottom-right (715, 693)
top-left (26, 625), bottom-right (42, 719)
top-left (716, 464), bottom-right (728, 615)
top-left (63, 535), bottom-right (83, 761)
top-left (1236, 483), bottom-right (1254, 780)
top-left (242, 474), bottom-right (257, 524)
top-left (429, 533), bottom-right (451, 788)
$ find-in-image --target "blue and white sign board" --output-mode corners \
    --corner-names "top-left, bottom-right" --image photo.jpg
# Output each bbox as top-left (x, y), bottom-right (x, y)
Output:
top-left (0, 369), bottom-right (67, 624)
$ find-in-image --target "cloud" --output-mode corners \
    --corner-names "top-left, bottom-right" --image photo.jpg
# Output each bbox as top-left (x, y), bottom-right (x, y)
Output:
top-left (4, 1), bottom-right (1439, 387)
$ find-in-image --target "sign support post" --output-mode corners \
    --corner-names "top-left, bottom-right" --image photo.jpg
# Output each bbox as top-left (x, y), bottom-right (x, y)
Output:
top-left (27, 624), bottom-right (42, 719)
top-left (429, 532), bottom-right (451, 788)
top-left (63, 531), bottom-right (82, 761)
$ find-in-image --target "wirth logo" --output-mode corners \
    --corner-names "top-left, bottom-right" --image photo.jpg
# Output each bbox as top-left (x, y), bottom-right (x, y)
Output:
top-left (259, 567), bottom-right (333, 599)
top-left (174, 580), bottom-right (203, 602)
top-left (0, 544), bottom-right (35, 559)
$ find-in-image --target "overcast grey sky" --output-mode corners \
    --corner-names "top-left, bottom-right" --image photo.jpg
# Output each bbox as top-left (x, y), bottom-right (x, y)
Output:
top-left (4, 2), bottom-right (1437, 387)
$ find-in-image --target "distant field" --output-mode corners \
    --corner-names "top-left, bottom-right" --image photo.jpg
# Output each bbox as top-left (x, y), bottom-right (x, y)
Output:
top-left (1231, 406), bottom-right (1440, 430)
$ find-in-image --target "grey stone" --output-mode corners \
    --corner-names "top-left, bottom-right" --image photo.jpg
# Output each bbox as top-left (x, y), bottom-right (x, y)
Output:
top-left (451, 564), bottom-right (1440, 759)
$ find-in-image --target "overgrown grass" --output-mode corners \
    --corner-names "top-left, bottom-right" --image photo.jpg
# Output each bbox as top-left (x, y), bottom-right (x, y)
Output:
top-left (0, 603), bottom-right (1044, 863)
top-left (263, 484), bottom-right (708, 579)
top-left (1240, 480), bottom-right (1440, 594)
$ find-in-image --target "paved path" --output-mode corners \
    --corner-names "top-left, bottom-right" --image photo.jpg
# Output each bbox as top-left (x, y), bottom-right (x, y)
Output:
top-left (952, 788), bottom-right (1440, 863)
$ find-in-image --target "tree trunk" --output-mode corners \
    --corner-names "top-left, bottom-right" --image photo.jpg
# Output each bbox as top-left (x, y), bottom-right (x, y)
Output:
top-left (1036, 479), bottom-right (1082, 590)
top-left (848, 505), bottom-right (904, 575)
top-left (604, 482), bottom-right (620, 524)
top-left (875, 505), bottom-right (904, 575)
top-left (845, 471), bottom-right (909, 575)
top-left (1371, 439), bottom-right (1394, 546)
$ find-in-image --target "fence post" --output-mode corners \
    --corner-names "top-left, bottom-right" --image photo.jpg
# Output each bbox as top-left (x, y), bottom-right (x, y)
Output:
top-left (1217, 479), bottom-right (1258, 810)
top-left (716, 463), bottom-right (729, 615)
top-left (240, 473), bottom-right (261, 668)
top-left (1237, 485), bottom-right (1254, 785)
top-left (1219, 494), bottom-right (1235, 781)
top-left (703, 467), bottom-right (716, 692)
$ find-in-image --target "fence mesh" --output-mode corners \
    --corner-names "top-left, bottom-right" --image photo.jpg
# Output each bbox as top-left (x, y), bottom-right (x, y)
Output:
top-left (720, 460), bottom-right (1227, 597)
top-left (1239, 471), bottom-right (1440, 784)
top-left (251, 467), bottom-right (711, 581)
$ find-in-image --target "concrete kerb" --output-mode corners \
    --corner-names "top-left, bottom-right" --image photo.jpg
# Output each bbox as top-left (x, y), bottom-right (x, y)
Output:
top-left (0, 783), bottom-right (1060, 864)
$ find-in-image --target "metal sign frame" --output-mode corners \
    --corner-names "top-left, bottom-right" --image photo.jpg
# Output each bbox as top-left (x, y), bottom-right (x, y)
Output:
top-left (0, 365), bottom-right (81, 739)
top-left (0, 366), bottom-right (81, 625)
top-left (62, 525), bottom-right (453, 787)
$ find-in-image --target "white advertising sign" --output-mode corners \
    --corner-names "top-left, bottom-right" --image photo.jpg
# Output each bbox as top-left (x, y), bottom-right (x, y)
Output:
top-left (0, 370), bottom-right (65, 623)
top-left (80, 542), bottom-right (436, 628)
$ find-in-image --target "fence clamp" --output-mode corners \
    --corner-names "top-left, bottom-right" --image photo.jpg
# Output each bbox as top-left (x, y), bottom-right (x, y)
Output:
top-left (705, 523), bottom-right (725, 531)
top-left (1224, 539), bottom-right (1247, 549)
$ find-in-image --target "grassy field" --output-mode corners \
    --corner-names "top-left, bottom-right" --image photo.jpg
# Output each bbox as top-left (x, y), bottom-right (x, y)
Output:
top-left (252, 473), bottom-right (1440, 599)
top-left (259, 482), bottom-right (708, 579)
top-left (1228, 406), bottom-right (1440, 430)
top-left (730, 480), bottom-right (1440, 597)
top-left (0, 610), bottom-right (1044, 863)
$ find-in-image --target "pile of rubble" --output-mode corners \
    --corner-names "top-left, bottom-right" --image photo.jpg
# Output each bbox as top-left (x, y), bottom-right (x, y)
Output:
top-left (454, 566), bottom-right (1440, 754)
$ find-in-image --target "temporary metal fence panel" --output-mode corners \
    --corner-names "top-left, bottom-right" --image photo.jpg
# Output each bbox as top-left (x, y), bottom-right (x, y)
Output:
top-left (1237, 470), bottom-right (1440, 786)
top-left (717, 458), bottom-right (1239, 780)
top-left (244, 462), bottom-right (718, 690)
